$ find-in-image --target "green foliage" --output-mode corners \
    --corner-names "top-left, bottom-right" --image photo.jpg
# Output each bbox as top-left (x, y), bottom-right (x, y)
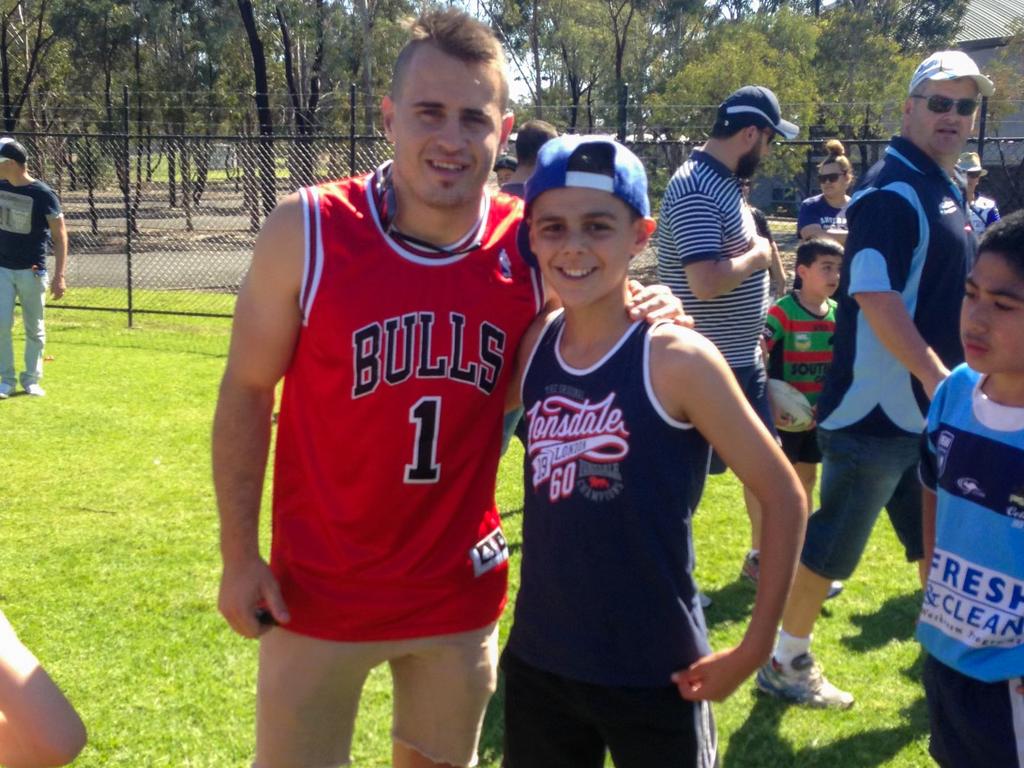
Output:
top-left (652, 10), bottom-right (818, 134)
top-left (839, 0), bottom-right (969, 54)
top-left (811, 7), bottom-right (920, 138)
top-left (986, 20), bottom-right (1024, 133)
top-left (0, 0), bottom-right (995, 140)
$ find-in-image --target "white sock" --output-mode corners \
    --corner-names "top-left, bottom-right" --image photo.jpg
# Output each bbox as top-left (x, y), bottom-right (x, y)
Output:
top-left (773, 630), bottom-right (811, 667)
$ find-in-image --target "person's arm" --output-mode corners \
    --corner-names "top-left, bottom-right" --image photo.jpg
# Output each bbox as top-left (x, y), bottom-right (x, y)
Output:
top-left (47, 216), bottom-right (67, 300)
top-left (661, 188), bottom-right (770, 302)
top-left (921, 487), bottom-right (937, 586)
top-left (798, 223), bottom-right (847, 245)
top-left (768, 239), bottom-right (787, 297)
top-left (854, 292), bottom-right (948, 399)
top-left (650, 328), bottom-right (805, 701)
top-left (0, 610), bottom-right (86, 767)
top-left (213, 193), bottom-right (305, 639)
top-left (683, 235), bottom-right (772, 301)
top-left (504, 309), bottom-right (556, 414)
top-left (918, 411), bottom-right (942, 588)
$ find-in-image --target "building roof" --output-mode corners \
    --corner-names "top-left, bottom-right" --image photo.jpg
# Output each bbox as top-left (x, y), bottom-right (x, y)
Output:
top-left (956, 0), bottom-right (1023, 46)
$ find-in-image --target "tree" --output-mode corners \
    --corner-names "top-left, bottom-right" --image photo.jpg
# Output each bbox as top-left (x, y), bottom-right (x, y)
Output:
top-left (276, 0), bottom-right (325, 186)
top-left (812, 6), bottom-right (918, 150)
top-left (604, 0), bottom-right (643, 139)
top-left (0, 0), bottom-right (58, 132)
top-left (479, 0), bottom-right (554, 115)
top-left (831, 0), bottom-right (968, 53)
top-left (237, 0), bottom-right (275, 216)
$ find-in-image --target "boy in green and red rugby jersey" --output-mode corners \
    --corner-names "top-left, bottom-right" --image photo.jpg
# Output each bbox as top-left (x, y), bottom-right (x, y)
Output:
top-left (763, 238), bottom-right (843, 509)
top-left (747, 239), bottom-right (843, 595)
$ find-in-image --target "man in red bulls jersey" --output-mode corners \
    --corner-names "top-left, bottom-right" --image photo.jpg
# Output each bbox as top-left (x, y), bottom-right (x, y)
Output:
top-left (212, 10), bottom-right (683, 768)
top-left (500, 135), bottom-right (806, 768)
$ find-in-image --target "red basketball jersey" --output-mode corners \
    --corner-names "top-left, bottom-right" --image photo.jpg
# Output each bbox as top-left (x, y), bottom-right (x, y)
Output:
top-left (270, 172), bottom-right (542, 641)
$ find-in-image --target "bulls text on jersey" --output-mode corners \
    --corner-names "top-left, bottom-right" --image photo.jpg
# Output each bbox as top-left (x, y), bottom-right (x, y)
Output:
top-left (352, 311), bottom-right (507, 398)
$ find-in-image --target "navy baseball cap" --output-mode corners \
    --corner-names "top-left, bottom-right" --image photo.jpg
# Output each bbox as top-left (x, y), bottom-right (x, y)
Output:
top-left (0, 137), bottom-right (27, 164)
top-left (517, 135), bottom-right (650, 265)
top-left (713, 85), bottom-right (799, 140)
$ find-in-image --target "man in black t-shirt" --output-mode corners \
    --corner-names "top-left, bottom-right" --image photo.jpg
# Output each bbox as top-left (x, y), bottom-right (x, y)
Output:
top-left (0, 138), bottom-right (67, 398)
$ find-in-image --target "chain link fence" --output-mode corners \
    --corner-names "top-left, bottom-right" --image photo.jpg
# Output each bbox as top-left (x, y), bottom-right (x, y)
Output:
top-left (16, 127), bottom-right (1024, 321)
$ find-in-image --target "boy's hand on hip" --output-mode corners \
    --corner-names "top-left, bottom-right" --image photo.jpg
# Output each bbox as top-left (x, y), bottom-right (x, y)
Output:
top-left (672, 646), bottom-right (760, 702)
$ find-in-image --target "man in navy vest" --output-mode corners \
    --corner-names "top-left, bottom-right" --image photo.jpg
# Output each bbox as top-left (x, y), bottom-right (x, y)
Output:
top-left (756, 50), bottom-right (994, 709)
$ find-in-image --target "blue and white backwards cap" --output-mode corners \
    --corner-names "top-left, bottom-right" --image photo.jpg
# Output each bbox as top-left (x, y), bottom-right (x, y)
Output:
top-left (524, 134), bottom-right (650, 217)
top-left (517, 135), bottom-right (650, 265)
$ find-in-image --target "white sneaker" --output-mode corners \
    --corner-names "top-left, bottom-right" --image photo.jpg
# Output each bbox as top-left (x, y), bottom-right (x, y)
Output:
top-left (826, 580), bottom-right (844, 600)
top-left (0, 382), bottom-right (12, 398)
top-left (756, 653), bottom-right (854, 709)
top-left (23, 383), bottom-right (45, 397)
top-left (698, 592), bottom-right (713, 609)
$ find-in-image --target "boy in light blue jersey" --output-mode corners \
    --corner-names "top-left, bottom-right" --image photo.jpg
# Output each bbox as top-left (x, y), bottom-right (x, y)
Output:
top-left (918, 210), bottom-right (1024, 767)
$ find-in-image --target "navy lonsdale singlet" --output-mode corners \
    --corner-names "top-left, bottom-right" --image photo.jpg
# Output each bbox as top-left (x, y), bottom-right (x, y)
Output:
top-left (507, 312), bottom-right (713, 687)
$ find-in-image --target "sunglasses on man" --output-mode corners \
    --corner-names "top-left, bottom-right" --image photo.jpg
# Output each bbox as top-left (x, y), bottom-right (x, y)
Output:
top-left (818, 172), bottom-right (846, 184)
top-left (911, 94), bottom-right (978, 117)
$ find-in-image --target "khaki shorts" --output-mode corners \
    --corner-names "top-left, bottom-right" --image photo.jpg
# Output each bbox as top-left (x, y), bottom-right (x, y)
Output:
top-left (253, 622), bottom-right (499, 768)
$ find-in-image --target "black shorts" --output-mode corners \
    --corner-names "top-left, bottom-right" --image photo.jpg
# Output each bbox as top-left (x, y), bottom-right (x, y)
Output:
top-left (501, 650), bottom-right (717, 768)
top-left (923, 653), bottom-right (1024, 768)
top-left (779, 427), bottom-right (821, 464)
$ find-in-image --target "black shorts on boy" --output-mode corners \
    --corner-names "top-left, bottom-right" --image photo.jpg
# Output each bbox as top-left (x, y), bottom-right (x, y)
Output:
top-left (779, 426), bottom-right (822, 464)
top-left (501, 651), bottom-right (716, 768)
top-left (923, 654), bottom-right (1024, 767)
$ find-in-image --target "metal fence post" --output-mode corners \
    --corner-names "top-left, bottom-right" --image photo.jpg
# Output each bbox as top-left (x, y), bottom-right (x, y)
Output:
top-left (123, 85), bottom-right (134, 328)
top-left (977, 96), bottom-right (989, 163)
top-left (349, 83), bottom-right (357, 177)
top-left (617, 83), bottom-right (628, 142)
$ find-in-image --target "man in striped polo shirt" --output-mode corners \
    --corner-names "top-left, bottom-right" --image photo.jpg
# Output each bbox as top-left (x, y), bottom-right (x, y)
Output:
top-left (657, 85), bottom-right (799, 574)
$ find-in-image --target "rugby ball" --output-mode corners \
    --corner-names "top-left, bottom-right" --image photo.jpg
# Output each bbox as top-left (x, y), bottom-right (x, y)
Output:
top-left (767, 379), bottom-right (814, 432)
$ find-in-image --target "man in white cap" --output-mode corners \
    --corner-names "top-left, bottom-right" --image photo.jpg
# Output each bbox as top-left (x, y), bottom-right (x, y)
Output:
top-left (956, 150), bottom-right (1000, 235)
top-left (0, 137), bottom-right (66, 398)
top-left (657, 85), bottom-right (798, 591)
top-left (756, 50), bottom-right (994, 709)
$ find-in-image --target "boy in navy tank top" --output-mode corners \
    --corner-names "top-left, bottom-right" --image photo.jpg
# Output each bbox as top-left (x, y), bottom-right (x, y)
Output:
top-left (501, 135), bottom-right (807, 767)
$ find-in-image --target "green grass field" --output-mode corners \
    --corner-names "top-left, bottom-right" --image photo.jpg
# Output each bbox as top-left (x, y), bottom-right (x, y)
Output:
top-left (0, 307), bottom-right (933, 766)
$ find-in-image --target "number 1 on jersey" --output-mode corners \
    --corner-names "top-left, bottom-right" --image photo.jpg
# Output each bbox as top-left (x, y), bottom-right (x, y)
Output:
top-left (405, 396), bottom-right (441, 483)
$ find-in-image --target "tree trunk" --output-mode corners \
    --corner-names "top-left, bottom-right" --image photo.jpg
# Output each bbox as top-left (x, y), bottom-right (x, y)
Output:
top-left (238, 0), bottom-right (275, 217)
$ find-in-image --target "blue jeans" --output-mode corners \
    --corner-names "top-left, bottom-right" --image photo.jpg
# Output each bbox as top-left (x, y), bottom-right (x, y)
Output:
top-left (800, 428), bottom-right (923, 581)
top-left (0, 265), bottom-right (46, 387)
